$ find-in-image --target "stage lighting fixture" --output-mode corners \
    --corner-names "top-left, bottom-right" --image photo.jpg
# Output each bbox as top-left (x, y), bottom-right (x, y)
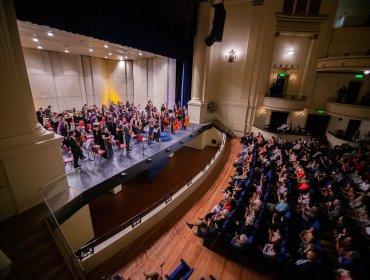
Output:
top-left (166, 148), bottom-right (171, 152)
top-left (146, 158), bottom-right (152, 163)
top-left (120, 172), bottom-right (127, 177)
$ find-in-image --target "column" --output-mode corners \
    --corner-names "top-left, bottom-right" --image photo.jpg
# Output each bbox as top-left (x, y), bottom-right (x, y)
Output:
top-left (188, 0), bottom-right (211, 123)
top-left (298, 34), bottom-right (318, 97)
top-left (0, 0), bottom-right (65, 221)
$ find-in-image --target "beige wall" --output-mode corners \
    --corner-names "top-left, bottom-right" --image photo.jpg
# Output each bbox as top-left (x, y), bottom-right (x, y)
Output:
top-left (61, 204), bottom-right (94, 251)
top-left (23, 48), bottom-right (175, 112)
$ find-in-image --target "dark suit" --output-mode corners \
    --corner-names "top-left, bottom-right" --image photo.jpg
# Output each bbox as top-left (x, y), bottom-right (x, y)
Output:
top-left (68, 136), bottom-right (82, 168)
top-left (36, 111), bottom-right (43, 125)
top-left (123, 124), bottom-right (131, 151)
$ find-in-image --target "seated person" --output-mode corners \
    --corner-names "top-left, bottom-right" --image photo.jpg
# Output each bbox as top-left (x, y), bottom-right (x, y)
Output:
top-left (231, 233), bottom-right (248, 248)
top-left (262, 228), bottom-right (282, 257)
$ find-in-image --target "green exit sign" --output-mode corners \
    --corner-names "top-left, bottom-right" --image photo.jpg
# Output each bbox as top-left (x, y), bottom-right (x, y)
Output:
top-left (278, 73), bottom-right (286, 77)
top-left (355, 74), bottom-right (364, 79)
top-left (317, 109), bottom-right (325, 114)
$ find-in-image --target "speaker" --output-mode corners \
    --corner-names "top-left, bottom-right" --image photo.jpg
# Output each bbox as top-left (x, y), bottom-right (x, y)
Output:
top-left (205, 3), bottom-right (226, 47)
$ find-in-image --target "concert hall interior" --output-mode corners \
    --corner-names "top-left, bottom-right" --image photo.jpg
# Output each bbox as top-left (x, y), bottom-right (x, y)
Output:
top-left (1, 0), bottom-right (370, 279)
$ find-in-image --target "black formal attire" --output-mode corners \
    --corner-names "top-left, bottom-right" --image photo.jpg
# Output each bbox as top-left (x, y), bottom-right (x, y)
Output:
top-left (36, 111), bottom-right (43, 125)
top-left (68, 136), bottom-right (82, 168)
top-left (123, 125), bottom-right (132, 151)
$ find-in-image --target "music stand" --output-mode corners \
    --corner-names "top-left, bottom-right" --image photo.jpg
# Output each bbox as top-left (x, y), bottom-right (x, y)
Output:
top-left (84, 140), bottom-right (94, 161)
top-left (140, 133), bottom-right (148, 158)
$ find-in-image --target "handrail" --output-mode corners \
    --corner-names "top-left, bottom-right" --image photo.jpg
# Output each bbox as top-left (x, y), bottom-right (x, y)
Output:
top-left (76, 132), bottom-right (227, 260)
top-left (40, 189), bottom-right (86, 279)
top-left (327, 97), bottom-right (370, 108)
top-left (213, 113), bottom-right (233, 136)
top-left (264, 94), bottom-right (306, 100)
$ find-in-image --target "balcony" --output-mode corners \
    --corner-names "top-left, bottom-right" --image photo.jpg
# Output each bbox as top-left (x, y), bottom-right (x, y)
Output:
top-left (316, 56), bottom-right (370, 72)
top-left (263, 95), bottom-right (305, 111)
top-left (326, 99), bottom-right (370, 120)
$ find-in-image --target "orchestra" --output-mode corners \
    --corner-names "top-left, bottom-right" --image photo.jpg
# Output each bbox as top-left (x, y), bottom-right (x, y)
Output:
top-left (37, 100), bottom-right (190, 169)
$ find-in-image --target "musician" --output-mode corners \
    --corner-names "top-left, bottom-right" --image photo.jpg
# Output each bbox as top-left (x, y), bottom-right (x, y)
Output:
top-left (183, 111), bottom-right (190, 131)
top-left (68, 131), bottom-right (83, 168)
top-left (131, 115), bottom-right (141, 135)
top-left (123, 121), bottom-right (132, 152)
top-left (107, 117), bottom-right (117, 139)
top-left (101, 127), bottom-right (113, 158)
top-left (148, 121), bottom-right (155, 145)
top-left (116, 120), bottom-right (124, 144)
top-left (36, 107), bottom-right (43, 125)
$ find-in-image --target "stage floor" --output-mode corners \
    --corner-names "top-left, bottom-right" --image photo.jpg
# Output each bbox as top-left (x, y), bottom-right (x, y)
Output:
top-left (66, 124), bottom-right (209, 193)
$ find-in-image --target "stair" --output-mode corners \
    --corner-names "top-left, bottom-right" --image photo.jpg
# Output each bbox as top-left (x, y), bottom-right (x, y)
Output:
top-left (212, 120), bottom-right (235, 138)
top-left (2, 220), bottom-right (75, 280)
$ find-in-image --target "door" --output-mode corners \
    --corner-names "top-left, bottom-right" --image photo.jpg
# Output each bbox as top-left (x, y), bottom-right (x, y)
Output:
top-left (269, 111), bottom-right (289, 131)
top-left (345, 119), bottom-right (361, 140)
top-left (345, 81), bottom-right (362, 104)
top-left (305, 114), bottom-right (330, 136)
top-left (275, 76), bottom-right (288, 97)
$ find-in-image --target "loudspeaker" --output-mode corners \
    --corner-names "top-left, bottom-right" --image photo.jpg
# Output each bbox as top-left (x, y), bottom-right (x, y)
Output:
top-left (205, 3), bottom-right (226, 47)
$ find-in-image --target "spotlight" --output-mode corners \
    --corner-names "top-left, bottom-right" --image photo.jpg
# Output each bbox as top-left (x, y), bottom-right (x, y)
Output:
top-left (180, 140), bottom-right (184, 144)
top-left (120, 172), bottom-right (127, 177)
top-left (146, 158), bottom-right (152, 163)
top-left (166, 148), bottom-right (170, 152)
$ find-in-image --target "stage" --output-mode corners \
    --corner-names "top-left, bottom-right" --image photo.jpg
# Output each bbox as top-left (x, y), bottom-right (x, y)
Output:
top-left (53, 123), bottom-right (213, 222)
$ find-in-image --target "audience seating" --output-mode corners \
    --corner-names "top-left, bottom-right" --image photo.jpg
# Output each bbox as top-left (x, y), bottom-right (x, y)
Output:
top-left (165, 259), bottom-right (194, 280)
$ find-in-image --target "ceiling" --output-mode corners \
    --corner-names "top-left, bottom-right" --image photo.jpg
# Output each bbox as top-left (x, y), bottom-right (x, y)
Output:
top-left (17, 20), bottom-right (159, 61)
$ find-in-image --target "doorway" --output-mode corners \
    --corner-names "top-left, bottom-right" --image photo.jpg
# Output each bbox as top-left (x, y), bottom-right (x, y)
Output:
top-left (275, 75), bottom-right (288, 97)
top-left (305, 114), bottom-right (330, 136)
top-left (345, 119), bottom-right (361, 140)
top-left (269, 111), bottom-right (289, 131)
top-left (345, 81), bottom-right (362, 104)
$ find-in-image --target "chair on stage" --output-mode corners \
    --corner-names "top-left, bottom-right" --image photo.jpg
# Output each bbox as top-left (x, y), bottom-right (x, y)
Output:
top-left (86, 123), bottom-right (93, 134)
top-left (91, 145), bottom-right (106, 163)
top-left (79, 120), bottom-right (85, 133)
top-left (63, 157), bottom-right (74, 169)
top-left (114, 140), bottom-right (127, 155)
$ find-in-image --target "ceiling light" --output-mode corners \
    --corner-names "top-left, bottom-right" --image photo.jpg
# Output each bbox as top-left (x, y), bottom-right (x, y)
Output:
top-left (37, 46), bottom-right (42, 49)
top-left (119, 57), bottom-right (123, 61)
top-left (64, 49), bottom-right (69, 53)
top-left (287, 48), bottom-right (295, 55)
top-left (104, 44), bottom-right (108, 49)
top-left (47, 32), bottom-right (53, 37)
top-left (139, 52), bottom-right (143, 56)
top-left (104, 56), bottom-right (108, 59)
top-left (89, 48), bottom-right (93, 52)
top-left (32, 38), bottom-right (39, 42)
top-left (109, 52), bottom-right (112, 56)
top-left (364, 70), bottom-right (370, 75)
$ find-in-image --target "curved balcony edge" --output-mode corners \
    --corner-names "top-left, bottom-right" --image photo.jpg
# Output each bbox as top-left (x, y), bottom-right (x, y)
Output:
top-left (326, 100), bottom-right (370, 120)
top-left (263, 96), bottom-right (305, 111)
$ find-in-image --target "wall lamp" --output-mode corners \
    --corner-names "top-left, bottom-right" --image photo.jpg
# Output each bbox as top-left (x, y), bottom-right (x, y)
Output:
top-left (225, 49), bottom-right (236, 63)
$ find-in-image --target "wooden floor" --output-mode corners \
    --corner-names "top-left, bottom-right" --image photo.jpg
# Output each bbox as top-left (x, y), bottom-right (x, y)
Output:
top-left (104, 138), bottom-right (273, 280)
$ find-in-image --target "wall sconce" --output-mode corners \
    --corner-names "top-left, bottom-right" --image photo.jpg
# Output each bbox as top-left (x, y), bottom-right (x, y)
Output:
top-left (225, 49), bottom-right (236, 63)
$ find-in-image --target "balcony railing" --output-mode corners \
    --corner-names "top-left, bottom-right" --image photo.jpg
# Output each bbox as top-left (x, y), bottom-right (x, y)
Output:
top-left (263, 95), bottom-right (305, 111)
top-left (326, 99), bottom-right (370, 120)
